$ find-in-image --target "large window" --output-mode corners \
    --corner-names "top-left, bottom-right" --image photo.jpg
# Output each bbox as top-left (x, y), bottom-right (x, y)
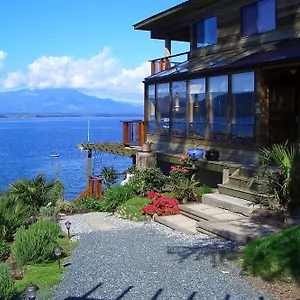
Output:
top-left (208, 76), bottom-right (228, 139)
top-left (148, 85), bottom-right (155, 134)
top-left (231, 72), bottom-right (255, 142)
top-left (171, 81), bottom-right (187, 137)
top-left (241, 0), bottom-right (276, 37)
top-left (196, 16), bottom-right (217, 48)
top-left (156, 83), bottom-right (170, 135)
top-left (188, 78), bottom-right (206, 138)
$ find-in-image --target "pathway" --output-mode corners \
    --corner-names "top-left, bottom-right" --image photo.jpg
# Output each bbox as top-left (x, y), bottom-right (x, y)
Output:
top-left (54, 213), bottom-right (276, 300)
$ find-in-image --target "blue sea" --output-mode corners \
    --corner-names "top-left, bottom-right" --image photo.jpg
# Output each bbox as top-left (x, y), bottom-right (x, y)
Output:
top-left (0, 117), bottom-right (136, 200)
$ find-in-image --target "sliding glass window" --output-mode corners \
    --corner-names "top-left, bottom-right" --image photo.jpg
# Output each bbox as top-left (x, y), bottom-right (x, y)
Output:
top-left (188, 78), bottom-right (206, 138)
top-left (148, 85), bottom-right (155, 134)
top-left (208, 76), bottom-right (228, 139)
top-left (156, 83), bottom-right (170, 135)
top-left (171, 81), bottom-right (187, 137)
top-left (231, 72), bottom-right (255, 142)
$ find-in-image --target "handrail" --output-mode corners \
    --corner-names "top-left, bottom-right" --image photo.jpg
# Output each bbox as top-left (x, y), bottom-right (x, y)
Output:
top-left (149, 50), bottom-right (190, 63)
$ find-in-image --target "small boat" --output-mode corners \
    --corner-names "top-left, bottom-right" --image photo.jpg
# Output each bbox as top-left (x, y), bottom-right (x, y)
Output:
top-left (48, 154), bottom-right (59, 158)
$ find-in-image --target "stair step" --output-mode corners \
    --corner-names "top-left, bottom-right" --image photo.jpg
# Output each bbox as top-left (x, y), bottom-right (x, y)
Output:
top-left (154, 214), bottom-right (198, 235)
top-left (196, 219), bottom-right (280, 244)
top-left (202, 193), bottom-right (260, 216)
top-left (229, 175), bottom-right (266, 192)
top-left (179, 203), bottom-right (245, 222)
top-left (218, 184), bottom-right (271, 203)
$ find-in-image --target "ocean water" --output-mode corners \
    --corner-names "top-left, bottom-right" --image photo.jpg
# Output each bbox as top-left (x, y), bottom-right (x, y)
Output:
top-left (0, 117), bottom-right (136, 200)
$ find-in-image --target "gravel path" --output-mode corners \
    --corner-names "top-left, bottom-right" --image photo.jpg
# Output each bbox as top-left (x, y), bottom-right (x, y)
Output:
top-left (54, 213), bottom-right (276, 300)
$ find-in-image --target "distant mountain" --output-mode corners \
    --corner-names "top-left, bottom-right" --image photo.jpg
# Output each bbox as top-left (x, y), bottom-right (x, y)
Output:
top-left (0, 88), bottom-right (143, 115)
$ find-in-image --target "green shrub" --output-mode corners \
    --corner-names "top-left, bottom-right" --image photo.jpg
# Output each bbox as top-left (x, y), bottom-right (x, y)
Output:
top-left (40, 205), bottom-right (60, 222)
top-left (0, 262), bottom-right (15, 300)
top-left (243, 225), bottom-right (300, 282)
top-left (12, 221), bottom-right (60, 266)
top-left (116, 197), bottom-right (152, 222)
top-left (0, 194), bottom-right (31, 241)
top-left (56, 200), bottom-right (74, 213)
top-left (73, 197), bottom-right (103, 212)
top-left (195, 185), bottom-right (213, 198)
top-left (163, 192), bottom-right (180, 199)
top-left (128, 167), bottom-right (167, 195)
top-left (100, 166), bottom-right (118, 188)
top-left (101, 185), bottom-right (135, 212)
top-left (0, 241), bottom-right (10, 261)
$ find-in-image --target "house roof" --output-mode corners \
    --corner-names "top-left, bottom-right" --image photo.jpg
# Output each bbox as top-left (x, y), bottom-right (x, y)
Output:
top-left (145, 39), bottom-right (300, 81)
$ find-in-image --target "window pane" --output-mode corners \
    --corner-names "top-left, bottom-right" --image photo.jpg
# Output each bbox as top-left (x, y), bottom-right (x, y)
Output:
top-left (232, 72), bottom-right (255, 142)
top-left (205, 17), bottom-right (217, 46)
top-left (196, 21), bottom-right (205, 48)
top-left (156, 83), bottom-right (170, 135)
top-left (188, 78), bottom-right (206, 138)
top-left (258, 0), bottom-right (276, 33)
top-left (148, 85), bottom-right (155, 134)
top-left (171, 81), bottom-right (187, 137)
top-left (208, 76), bottom-right (228, 139)
top-left (242, 4), bottom-right (257, 37)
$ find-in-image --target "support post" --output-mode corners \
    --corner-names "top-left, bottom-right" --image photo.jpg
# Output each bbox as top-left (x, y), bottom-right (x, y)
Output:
top-left (87, 150), bottom-right (92, 186)
top-left (222, 167), bottom-right (230, 184)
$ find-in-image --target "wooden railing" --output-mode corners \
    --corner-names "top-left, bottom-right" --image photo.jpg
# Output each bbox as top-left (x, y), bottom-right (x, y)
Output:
top-left (150, 51), bottom-right (190, 75)
top-left (75, 176), bottom-right (102, 201)
top-left (122, 120), bottom-right (145, 146)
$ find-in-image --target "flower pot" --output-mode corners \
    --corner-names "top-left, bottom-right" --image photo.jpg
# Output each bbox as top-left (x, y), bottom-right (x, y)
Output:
top-left (205, 150), bottom-right (220, 161)
top-left (141, 143), bottom-right (152, 152)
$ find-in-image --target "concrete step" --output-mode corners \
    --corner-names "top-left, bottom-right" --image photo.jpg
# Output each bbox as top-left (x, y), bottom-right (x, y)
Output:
top-left (196, 219), bottom-right (280, 244)
top-left (202, 193), bottom-right (260, 217)
top-left (154, 214), bottom-right (198, 235)
top-left (179, 203), bottom-right (245, 222)
top-left (229, 175), bottom-right (267, 193)
top-left (217, 184), bottom-right (271, 203)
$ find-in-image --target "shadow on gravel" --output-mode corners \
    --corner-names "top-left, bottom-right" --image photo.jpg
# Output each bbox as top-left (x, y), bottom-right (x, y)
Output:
top-left (61, 283), bottom-right (248, 300)
top-left (167, 241), bottom-right (239, 266)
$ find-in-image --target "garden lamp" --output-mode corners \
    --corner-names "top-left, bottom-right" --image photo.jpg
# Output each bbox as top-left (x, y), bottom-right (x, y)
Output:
top-left (24, 282), bottom-right (39, 300)
top-left (65, 220), bottom-right (71, 239)
top-left (54, 245), bottom-right (63, 268)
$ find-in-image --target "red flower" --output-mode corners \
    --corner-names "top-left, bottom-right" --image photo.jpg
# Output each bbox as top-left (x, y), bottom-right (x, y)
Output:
top-left (278, 169), bottom-right (283, 176)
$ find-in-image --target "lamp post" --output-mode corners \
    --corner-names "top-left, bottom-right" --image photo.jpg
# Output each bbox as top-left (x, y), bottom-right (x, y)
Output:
top-left (54, 246), bottom-right (63, 269)
top-left (24, 283), bottom-right (39, 300)
top-left (65, 221), bottom-right (71, 239)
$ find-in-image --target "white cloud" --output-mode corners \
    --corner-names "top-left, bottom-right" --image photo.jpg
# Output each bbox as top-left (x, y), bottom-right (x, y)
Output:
top-left (1, 47), bottom-right (150, 102)
top-left (0, 50), bottom-right (7, 71)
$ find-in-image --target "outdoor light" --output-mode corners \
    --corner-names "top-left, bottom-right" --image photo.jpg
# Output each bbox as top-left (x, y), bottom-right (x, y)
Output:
top-left (54, 245), bottom-right (63, 268)
top-left (65, 220), bottom-right (71, 239)
top-left (194, 94), bottom-right (199, 111)
top-left (174, 93), bottom-right (180, 112)
top-left (24, 283), bottom-right (39, 300)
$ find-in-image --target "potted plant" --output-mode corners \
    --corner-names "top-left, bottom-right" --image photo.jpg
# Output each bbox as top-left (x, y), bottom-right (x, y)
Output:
top-left (205, 148), bottom-right (220, 161)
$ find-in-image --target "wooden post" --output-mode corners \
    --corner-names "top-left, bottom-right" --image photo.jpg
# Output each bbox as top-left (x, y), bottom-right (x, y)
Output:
top-left (123, 121), bottom-right (129, 144)
top-left (98, 180), bottom-right (102, 200)
top-left (88, 177), bottom-right (93, 197)
top-left (140, 121), bottom-right (145, 145)
top-left (159, 59), bottom-right (164, 73)
top-left (151, 61), bottom-right (155, 75)
top-left (87, 150), bottom-right (92, 186)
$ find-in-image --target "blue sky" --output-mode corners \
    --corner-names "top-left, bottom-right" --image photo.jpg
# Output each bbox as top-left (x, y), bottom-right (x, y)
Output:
top-left (0, 0), bottom-right (189, 102)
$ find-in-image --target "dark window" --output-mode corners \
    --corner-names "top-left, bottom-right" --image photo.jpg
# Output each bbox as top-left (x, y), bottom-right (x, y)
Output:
top-left (196, 16), bottom-right (217, 48)
top-left (241, 0), bottom-right (276, 37)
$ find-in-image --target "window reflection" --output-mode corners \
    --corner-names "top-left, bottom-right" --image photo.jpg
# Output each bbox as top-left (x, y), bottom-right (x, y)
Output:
top-left (232, 72), bottom-right (255, 142)
top-left (171, 81), bottom-right (186, 137)
top-left (188, 78), bottom-right (206, 138)
top-left (148, 85), bottom-right (155, 134)
top-left (208, 76), bottom-right (228, 139)
top-left (156, 83), bottom-right (170, 135)
top-left (196, 16), bottom-right (217, 48)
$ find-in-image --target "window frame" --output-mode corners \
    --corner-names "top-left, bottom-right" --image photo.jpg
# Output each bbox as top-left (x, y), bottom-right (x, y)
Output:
top-left (241, 0), bottom-right (277, 38)
top-left (195, 16), bottom-right (218, 48)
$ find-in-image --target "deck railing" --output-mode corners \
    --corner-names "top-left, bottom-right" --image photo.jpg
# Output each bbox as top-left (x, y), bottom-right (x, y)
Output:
top-left (75, 176), bottom-right (102, 201)
top-left (150, 51), bottom-right (190, 75)
top-left (122, 120), bottom-right (145, 146)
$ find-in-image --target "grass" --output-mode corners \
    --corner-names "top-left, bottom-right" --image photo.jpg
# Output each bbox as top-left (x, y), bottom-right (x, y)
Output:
top-left (243, 225), bottom-right (300, 282)
top-left (14, 234), bottom-right (79, 300)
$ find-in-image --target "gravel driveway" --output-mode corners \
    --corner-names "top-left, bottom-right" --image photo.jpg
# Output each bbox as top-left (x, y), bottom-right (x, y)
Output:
top-left (54, 214), bottom-right (276, 300)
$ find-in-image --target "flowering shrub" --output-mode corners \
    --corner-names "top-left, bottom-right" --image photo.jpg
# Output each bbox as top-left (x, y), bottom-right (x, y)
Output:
top-left (169, 165), bottom-right (190, 185)
top-left (179, 153), bottom-right (192, 167)
top-left (142, 195), bottom-right (180, 216)
top-left (146, 192), bottom-right (162, 200)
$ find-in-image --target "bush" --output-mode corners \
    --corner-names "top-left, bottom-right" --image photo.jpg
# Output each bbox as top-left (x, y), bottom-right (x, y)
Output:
top-left (0, 262), bottom-right (15, 300)
top-left (128, 168), bottom-right (167, 195)
top-left (0, 241), bottom-right (10, 261)
top-left (40, 205), bottom-right (60, 222)
top-left (243, 225), bottom-right (300, 282)
top-left (56, 200), bottom-right (75, 213)
top-left (73, 197), bottom-right (103, 212)
top-left (163, 191), bottom-right (181, 199)
top-left (12, 221), bottom-right (60, 266)
top-left (101, 166), bottom-right (118, 188)
top-left (116, 197), bottom-right (152, 222)
top-left (101, 185), bottom-right (135, 212)
top-left (169, 165), bottom-right (190, 185)
top-left (195, 185), bottom-right (213, 198)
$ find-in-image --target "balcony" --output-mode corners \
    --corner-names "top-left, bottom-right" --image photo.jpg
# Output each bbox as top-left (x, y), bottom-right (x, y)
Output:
top-left (150, 51), bottom-right (190, 75)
